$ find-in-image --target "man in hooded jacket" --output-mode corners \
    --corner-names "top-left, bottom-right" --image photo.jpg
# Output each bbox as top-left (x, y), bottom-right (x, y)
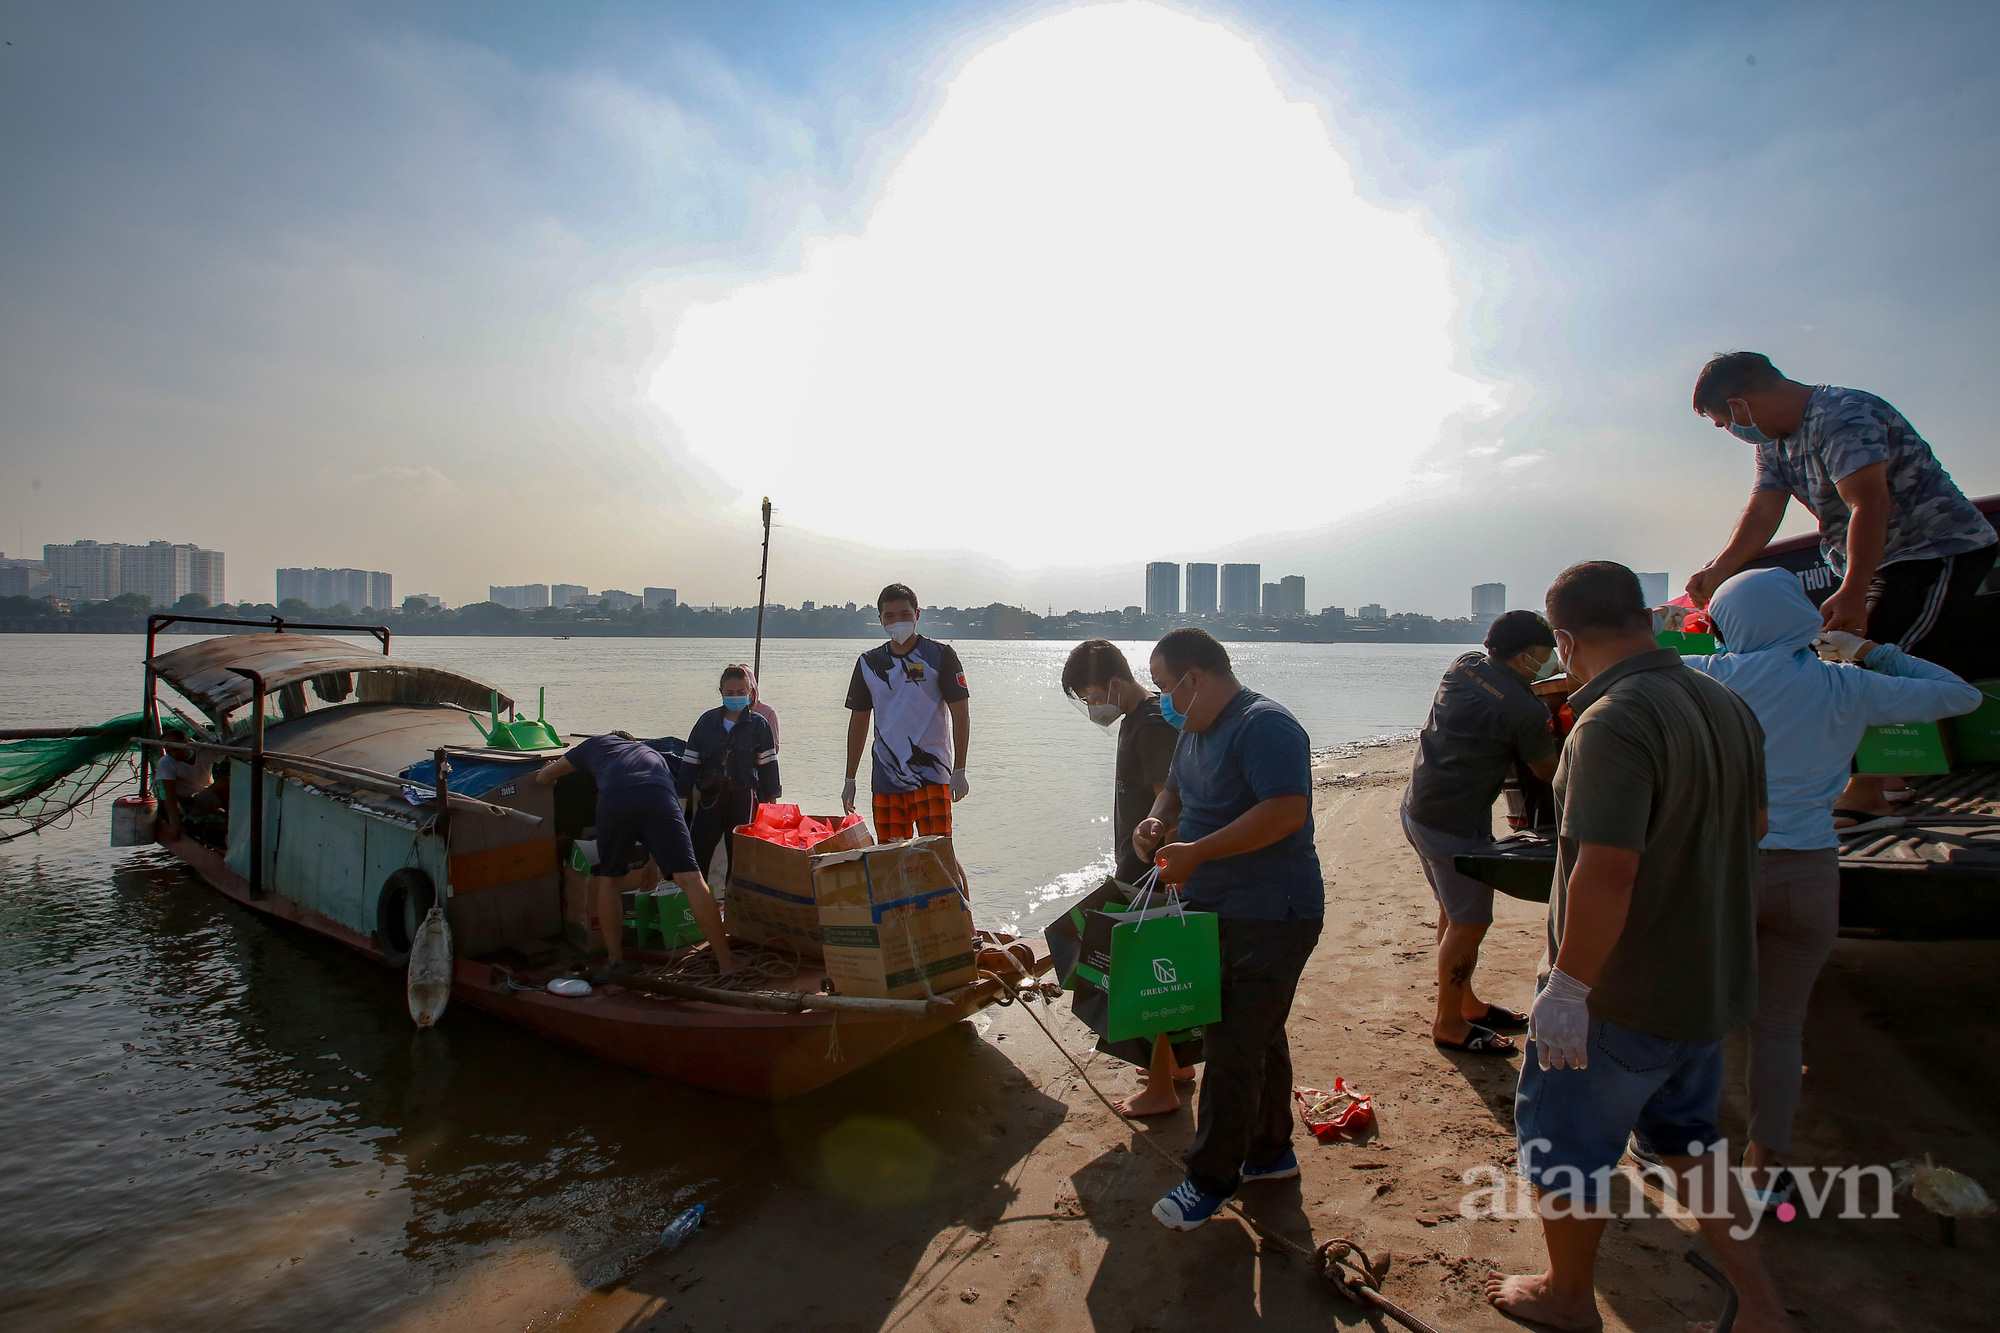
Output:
top-left (1684, 569), bottom-right (1980, 1203)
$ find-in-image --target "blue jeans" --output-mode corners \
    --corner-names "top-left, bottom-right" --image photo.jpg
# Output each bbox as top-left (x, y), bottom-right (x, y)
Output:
top-left (1515, 1014), bottom-right (1724, 1207)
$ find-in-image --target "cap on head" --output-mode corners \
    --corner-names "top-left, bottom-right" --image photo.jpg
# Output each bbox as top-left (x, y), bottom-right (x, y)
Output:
top-left (1484, 609), bottom-right (1557, 660)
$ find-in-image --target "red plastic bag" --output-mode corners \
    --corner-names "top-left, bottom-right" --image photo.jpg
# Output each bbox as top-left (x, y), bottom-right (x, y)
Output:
top-left (739, 805), bottom-right (863, 849)
top-left (1294, 1080), bottom-right (1376, 1143)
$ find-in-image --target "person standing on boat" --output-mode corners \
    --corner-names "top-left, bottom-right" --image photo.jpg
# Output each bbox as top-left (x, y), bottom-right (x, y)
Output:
top-left (1679, 569), bottom-right (1979, 1210)
top-left (535, 732), bottom-right (736, 979)
top-left (1133, 628), bottom-right (1322, 1231)
top-left (1684, 351), bottom-right (1997, 826)
top-left (684, 664), bottom-right (781, 883)
top-left (1061, 637), bottom-right (1197, 1117)
top-left (842, 584), bottom-right (971, 844)
top-left (1402, 610), bottom-right (1562, 1059)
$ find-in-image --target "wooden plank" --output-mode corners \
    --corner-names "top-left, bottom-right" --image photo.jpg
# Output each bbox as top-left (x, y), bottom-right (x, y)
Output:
top-left (449, 836), bottom-right (557, 896)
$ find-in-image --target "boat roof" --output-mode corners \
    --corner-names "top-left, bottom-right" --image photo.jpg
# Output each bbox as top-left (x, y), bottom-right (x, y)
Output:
top-left (263, 702), bottom-right (506, 769)
top-left (148, 632), bottom-right (511, 724)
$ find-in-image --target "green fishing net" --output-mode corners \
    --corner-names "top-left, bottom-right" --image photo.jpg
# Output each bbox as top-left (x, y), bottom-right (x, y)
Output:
top-left (0, 713), bottom-right (184, 842)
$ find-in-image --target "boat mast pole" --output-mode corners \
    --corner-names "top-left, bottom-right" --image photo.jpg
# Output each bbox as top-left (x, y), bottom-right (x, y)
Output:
top-left (753, 497), bottom-right (772, 682)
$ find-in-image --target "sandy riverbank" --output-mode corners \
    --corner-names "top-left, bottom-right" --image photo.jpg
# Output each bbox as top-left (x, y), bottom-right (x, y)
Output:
top-left (401, 740), bottom-right (1997, 1333)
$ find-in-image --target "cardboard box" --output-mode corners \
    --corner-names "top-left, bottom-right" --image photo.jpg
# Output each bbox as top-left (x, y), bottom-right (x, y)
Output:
top-left (723, 815), bottom-right (874, 956)
top-left (1855, 721), bottom-right (1952, 775)
top-left (817, 837), bottom-right (977, 1000)
top-left (1947, 683), bottom-right (2000, 762)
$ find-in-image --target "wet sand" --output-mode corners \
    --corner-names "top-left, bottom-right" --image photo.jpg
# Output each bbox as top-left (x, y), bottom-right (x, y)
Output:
top-left (417, 741), bottom-right (1996, 1332)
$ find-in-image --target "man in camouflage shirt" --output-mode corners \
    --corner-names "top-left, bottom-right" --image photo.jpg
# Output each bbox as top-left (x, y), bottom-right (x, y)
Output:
top-left (1684, 351), bottom-right (1995, 823)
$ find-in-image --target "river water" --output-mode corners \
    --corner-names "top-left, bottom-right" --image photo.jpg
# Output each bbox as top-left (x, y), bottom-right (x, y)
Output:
top-left (0, 633), bottom-right (1461, 1331)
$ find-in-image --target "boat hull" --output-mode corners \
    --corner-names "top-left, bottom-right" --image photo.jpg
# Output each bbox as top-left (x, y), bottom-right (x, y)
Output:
top-left (155, 828), bottom-right (1009, 1099)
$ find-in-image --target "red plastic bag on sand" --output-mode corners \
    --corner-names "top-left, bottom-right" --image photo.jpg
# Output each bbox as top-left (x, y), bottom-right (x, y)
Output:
top-left (1294, 1080), bottom-right (1376, 1143)
top-left (740, 805), bottom-right (863, 849)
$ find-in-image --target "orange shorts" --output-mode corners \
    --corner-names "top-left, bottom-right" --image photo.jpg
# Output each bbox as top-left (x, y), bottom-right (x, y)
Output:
top-left (872, 783), bottom-right (953, 842)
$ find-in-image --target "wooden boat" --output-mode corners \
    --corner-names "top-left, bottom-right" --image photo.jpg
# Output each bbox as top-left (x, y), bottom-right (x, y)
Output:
top-left (120, 613), bottom-right (1048, 1099)
top-left (1455, 493), bottom-right (2000, 941)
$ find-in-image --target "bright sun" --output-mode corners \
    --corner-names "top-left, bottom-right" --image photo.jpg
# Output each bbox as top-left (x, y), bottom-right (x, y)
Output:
top-left (652, 1), bottom-right (1490, 568)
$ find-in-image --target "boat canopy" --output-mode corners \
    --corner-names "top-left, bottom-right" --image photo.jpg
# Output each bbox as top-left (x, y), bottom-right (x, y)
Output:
top-left (148, 632), bottom-right (511, 727)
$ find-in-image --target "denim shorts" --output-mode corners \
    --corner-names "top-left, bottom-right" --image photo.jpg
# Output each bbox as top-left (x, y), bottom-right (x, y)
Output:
top-left (1399, 805), bottom-right (1497, 926)
top-left (1515, 1014), bottom-right (1724, 1206)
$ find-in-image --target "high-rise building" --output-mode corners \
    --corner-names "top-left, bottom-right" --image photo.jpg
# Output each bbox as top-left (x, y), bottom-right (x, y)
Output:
top-left (1359, 603), bottom-right (1386, 620)
top-left (1186, 562), bottom-right (1218, 615)
top-left (1145, 562), bottom-right (1180, 615)
top-left (409, 593), bottom-right (445, 610)
top-left (1637, 572), bottom-right (1669, 606)
top-left (551, 583), bottom-right (589, 608)
top-left (598, 589), bottom-right (641, 611)
top-left (1472, 582), bottom-right (1506, 617)
top-left (644, 587), bottom-right (678, 610)
top-left (1279, 575), bottom-right (1306, 617)
top-left (488, 583), bottom-right (551, 610)
top-left (1322, 606), bottom-right (1346, 621)
top-left (0, 557), bottom-right (51, 597)
top-left (1261, 582), bottom-right (1281, 615)
top-left (1220, 563), bottom-right (1261, 615)
top-left (44, 539), bottom-right (224, 605)
top-left (277, 567), bottom-right (393, 610)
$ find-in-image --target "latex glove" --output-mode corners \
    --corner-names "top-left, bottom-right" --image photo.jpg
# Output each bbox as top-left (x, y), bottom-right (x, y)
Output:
top-left (1652, 604), bottom-right (1688, 634)
top-left (1813, 630), bottom-right (1873, 663)
top-left (1529, 967), bottom-right (1592, 1071)
top-left (949, 767), bottom-right (970, 801)
top-left (841, 777), bottom-right (857, 813)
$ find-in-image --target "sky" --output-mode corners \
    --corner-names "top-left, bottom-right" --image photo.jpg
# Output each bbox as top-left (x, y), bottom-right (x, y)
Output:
top-left (3, 0), bottom-right (1998, 615)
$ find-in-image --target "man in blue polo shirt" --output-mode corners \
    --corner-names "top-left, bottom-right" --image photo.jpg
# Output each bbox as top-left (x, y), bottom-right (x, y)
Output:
top-left (1131, 628), bottom-right (1324, 1230)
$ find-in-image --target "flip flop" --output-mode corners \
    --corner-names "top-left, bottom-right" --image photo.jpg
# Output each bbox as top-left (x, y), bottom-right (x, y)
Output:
top-left (1433, 1025), bottom-right (1517, 1056)
top-left (1833, 809), bottom-right (1905, 835)
top-left (1467, 1003), bottom-right (1529, 1032)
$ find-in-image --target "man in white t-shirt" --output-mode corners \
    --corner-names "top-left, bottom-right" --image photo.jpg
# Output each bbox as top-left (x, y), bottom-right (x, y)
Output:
top-left (154, 738), bottom-right (224, 838)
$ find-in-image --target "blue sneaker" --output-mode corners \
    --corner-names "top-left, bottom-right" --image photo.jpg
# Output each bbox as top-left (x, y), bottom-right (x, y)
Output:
top-left (1240, 1148), bottom-right (1300, 1182)
top-left (1152, 1178), bottom-right (1232, 1230)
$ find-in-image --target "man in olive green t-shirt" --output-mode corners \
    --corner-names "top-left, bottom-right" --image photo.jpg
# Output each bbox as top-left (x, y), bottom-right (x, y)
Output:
top-left (1487, 562), bottom-right (1798, 1333)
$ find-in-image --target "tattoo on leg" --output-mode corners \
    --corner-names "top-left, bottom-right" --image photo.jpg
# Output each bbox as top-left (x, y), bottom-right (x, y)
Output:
top-left (1449, 959), bottom-right (1474, 989)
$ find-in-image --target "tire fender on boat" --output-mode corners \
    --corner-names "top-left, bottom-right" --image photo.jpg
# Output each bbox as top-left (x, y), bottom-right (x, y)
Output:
top-left (376, 867), bottom-right (437, 966)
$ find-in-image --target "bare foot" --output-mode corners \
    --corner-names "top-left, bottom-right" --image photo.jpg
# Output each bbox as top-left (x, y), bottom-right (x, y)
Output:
top-left (1485, 1272), bottom-right (1602, 1332)
top-left (1172, 1064), bottom-right (1197, 1084)
top-left (1113, 1078), bottom-right (1183, 1117)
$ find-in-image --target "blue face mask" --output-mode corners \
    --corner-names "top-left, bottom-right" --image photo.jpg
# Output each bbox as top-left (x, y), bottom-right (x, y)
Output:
top-left (1157, 674), bottom-right (1191, 730)
top-left (722, 694), bottom-right (752, 712)
top-left (1726, 404), bottom-right (1774, 445)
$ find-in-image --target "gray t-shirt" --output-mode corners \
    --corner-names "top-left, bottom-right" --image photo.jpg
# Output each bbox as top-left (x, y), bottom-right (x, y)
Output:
top-left (1547, 648), bottom-right (1766, 1042)
top-left (1405, 652), bottom-right (1557, 840)
top-left (1753, 385), bottom-right (1995, 576)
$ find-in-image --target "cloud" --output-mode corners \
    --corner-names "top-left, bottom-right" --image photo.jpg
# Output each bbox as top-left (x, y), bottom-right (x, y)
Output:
top-left (649, 1), bottom-right (1500, 568)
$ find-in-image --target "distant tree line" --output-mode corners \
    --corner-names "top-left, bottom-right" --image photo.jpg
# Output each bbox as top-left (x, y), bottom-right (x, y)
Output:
top-left (2, 590), bottom-right (1488, 643)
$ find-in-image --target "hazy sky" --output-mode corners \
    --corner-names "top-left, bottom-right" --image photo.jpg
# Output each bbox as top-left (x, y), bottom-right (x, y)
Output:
top-left (4, 1), bottom-right (1998, 615)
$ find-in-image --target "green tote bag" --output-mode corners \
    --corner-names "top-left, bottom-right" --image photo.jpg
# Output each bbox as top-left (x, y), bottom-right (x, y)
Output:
top-left (1106, 873), bottom-right (1222, 1041)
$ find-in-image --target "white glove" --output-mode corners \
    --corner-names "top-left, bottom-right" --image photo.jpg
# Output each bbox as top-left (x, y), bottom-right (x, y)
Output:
top-left (1529, 967), bottom-right (1592, 1071)
top-left (1813, 630), bottom-right (1871, 663)
top-left (841, 777), bottom-right (857, 812)
top-left (949, 767), bottom-right (970, 801)
top-left (1652, 604), bottom-right (1688, 634)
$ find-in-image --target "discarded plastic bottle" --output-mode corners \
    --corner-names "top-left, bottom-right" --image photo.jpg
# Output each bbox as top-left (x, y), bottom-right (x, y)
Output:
top-left (658, 1203), bottom-right (704, 1251)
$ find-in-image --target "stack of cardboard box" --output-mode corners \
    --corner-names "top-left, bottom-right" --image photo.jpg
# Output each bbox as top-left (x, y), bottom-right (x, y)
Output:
top-left (727, 825), bottom-right (977, 1000)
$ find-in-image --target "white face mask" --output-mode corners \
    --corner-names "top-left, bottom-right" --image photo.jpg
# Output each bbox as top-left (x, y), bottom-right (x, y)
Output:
top-left (884, 619), bottom-right (916, 644)
top-left (1086, 702), bottom-right (1123, 727)
top-left (1532, 650), bottom-right (1562, 682)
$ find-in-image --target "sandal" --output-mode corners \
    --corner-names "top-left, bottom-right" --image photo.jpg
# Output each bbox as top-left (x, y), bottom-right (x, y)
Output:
top-left (1433, 1024), bottom-right (1517, 1056)
top-left (1833, 809), bottom-right (1904, 835)
top-left (1466, 1003), bottom-right (1529, 1032)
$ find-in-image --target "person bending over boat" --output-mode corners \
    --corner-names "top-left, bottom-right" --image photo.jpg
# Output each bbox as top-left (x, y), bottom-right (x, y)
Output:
top-left (842, 583), bottom-right (971, 844)
top-left (535, 732), bottom-right (736, 979)
top-left (1061, 637), bottom-right (1197, 1117)
top-left (1135, 629), bottom-right (1323, 1231)
top-left (1680, 569), bottom-right (1979, 1209)
top-left (1684, 351), bottom-right (1997, 827)
top-left (684, 664), bottom-right (781, 882)
top-left (155, 737), bottom-right (226, 843)
top-left (1402, 610), bottom-right (1562, 1059)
